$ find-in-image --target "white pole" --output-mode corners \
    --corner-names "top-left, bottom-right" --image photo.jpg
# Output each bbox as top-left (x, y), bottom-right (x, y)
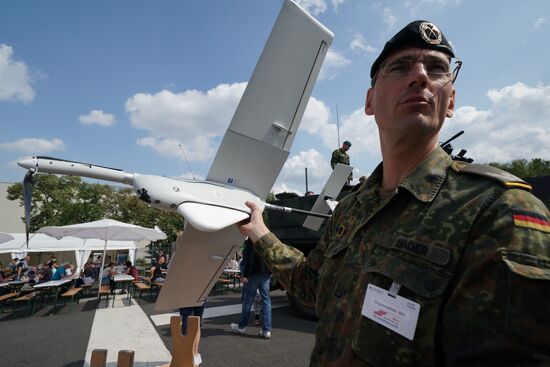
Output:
top-left (97, 225), bottom-right (109, 301)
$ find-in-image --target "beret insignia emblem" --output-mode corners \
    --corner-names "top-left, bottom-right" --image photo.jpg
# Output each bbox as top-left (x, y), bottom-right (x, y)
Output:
top-left (419, 22), bottom-right (442, 45)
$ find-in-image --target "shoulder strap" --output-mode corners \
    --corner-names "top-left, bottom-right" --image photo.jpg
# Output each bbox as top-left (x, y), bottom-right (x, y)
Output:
top-left (451, 162), bottom-right (532, 191)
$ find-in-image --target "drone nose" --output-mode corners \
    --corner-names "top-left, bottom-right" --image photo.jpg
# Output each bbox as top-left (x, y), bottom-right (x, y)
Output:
top-left (17, 158), bottom-right (36, 170)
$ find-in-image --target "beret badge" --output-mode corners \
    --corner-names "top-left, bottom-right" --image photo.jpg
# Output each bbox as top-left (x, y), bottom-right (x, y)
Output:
top-left (419, 22), bottom-right (442, 45)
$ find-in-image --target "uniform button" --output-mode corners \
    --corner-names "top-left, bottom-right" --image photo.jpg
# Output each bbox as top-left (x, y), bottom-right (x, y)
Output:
top-left (424, 280), bottom-right (436, 291)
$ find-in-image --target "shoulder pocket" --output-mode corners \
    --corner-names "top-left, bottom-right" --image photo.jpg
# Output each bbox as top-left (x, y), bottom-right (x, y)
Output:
top-left (499, 250), bottom-right (550, 349)
top-left (501, 250), bottom-right (550, 280)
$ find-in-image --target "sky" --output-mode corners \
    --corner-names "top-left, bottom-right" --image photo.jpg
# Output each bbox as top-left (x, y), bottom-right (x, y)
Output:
top-left (1, 0), bottom-right (549, 196)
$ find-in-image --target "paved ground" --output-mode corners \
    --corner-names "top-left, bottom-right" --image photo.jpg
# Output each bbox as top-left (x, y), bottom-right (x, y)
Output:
top-left (0, 296), bottom-right (97, 367)
top-left (0, 288), bottom-right (317, 367)
top-left (144, 290), bottom-right (317, 367)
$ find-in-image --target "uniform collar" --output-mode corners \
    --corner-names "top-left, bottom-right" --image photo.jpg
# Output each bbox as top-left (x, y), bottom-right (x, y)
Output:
top-left (358, 146), bottom-right (451, 203)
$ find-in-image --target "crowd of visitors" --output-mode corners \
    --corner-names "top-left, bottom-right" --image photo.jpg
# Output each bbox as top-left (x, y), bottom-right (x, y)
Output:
top-left (0, 255), bottom-right (76, 285)
top-left (0, 254), bottom-right (142, 288)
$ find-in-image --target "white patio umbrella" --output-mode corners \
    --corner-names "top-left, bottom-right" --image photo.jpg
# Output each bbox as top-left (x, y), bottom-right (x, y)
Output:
top-left (37, 219), bottom-right (167, 298)
top-left (0, 232), bottom-right (15, 244)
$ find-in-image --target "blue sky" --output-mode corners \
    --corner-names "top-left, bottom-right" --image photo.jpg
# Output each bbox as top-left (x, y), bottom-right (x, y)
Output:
top-left (1, 0), bottom-right (549, 195)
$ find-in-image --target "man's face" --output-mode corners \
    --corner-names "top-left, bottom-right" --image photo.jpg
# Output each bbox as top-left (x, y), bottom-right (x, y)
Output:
top-left (365, 47), bottom-right (455, 139)
top-left (159, 256), bottom-right (165, 264)
top-left (342, 144), bottom-right (350, 151)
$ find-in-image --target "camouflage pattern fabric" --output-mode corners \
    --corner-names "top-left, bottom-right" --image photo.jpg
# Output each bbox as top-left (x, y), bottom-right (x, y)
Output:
top-left (254, 146), bottom-right (550, 366)
top-left (331, 148), bottom-right (350, 169)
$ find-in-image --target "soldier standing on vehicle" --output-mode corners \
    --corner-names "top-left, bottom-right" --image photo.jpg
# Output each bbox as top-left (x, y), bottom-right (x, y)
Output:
top-left (238, 19), bottom-right (550, 366)
top-left (331, 141), bottom-right (352, 184)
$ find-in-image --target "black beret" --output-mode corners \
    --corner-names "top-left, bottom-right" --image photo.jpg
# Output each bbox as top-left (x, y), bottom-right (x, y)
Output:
top-left (370, 20), bottom-right (455, 79)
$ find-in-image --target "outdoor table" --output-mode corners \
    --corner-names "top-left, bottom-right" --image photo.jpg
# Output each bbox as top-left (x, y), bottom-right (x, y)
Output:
top-left (223, 268), bottom-right (242, 291)
top-left (34, 278), bottom-right (73, 306)
top-left (0, 280), bottom-right (28, 293)
top-left (111, 274), bottom-right (134, 307)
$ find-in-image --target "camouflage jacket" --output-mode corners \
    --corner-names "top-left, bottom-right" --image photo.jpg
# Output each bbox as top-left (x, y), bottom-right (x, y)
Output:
top-left (255, 146), bottom-right (550, 367)
top-left (331, 148), bottom-right (350, 169)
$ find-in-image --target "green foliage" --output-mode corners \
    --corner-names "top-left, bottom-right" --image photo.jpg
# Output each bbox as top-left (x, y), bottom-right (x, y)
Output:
top-left (7, 173), bottom-right (183, 252)
top-left (489, 158), bottom-right (550, 179)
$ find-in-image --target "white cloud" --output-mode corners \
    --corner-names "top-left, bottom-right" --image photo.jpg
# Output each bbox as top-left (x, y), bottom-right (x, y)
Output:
top-left (442, 82), bottom-right (550, 163)
top-left (0, 44), bottom-right (35, 103)
top-left (331, 0), bottom-right (345, 12)
top-left (273, 149), bottom-right (331, 194)
top-left (337, 108), bottom-right (380, 158)
top-left (78, 110), bottom-right (116, 127)
top-left (0, 138), bottom-right (65, 153)
top-left (382, 7), bottom-right (398, 30)
top-left (271, 182), bottom-right (302, 195)
top-left (300, 97), bottom-right (332, 135)
top-left (350, 33), bottom-right (377, 53)
top-left (319, 49), bottom-right (351, 81)
top-left (534, 17), bottom-right (546, 29)
top-left (293, 0), bottom-right (328, 15)
top-left (125, 83), bottom-right (246, 162)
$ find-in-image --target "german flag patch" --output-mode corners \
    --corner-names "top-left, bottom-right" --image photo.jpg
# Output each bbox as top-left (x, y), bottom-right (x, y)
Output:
top-left (513, 210), bottom-right (550, 233)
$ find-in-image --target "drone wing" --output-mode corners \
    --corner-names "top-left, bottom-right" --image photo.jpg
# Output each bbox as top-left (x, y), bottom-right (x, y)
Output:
top-left (206, 0), bottom-right (333, 199)
top-left (303, 163), bottom-right (353, 231)
top-left (156, 0), bottom-right (333, 310)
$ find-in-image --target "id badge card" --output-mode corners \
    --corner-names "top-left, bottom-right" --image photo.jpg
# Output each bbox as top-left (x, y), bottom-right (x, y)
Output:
top-left (361, 283), bottom-right (420, 340)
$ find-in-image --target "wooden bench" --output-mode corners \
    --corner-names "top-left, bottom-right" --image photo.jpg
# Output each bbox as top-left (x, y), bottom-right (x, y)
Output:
top-left (13, 292), bottom-right (37, 315)
top-left (0, 292), bottom-right (17, 302)
top-left (82, 283), bottom-right (92, 295)
top-left (215, 278), bottom-right (231, 293)
top-left (61, 287), bottom-right (83, 305)
top-left (151, 281), bottom-right (164, 298)
top-left (98, 285), bottom-right (111, 307)
top-left (133, 282), bottom-right (151, 303)
top-left (0, 292), bottom-right (17, 312)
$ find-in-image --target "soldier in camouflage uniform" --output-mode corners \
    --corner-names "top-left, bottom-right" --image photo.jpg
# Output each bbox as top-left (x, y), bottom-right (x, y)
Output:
top-left (238, 20), bottom-right (550, 366)
top-left (331, 141), bottom-right (352, 184)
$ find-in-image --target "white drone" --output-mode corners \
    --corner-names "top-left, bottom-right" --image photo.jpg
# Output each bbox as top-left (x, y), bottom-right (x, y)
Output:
top-left (19, 0), bottom-right (349, 309)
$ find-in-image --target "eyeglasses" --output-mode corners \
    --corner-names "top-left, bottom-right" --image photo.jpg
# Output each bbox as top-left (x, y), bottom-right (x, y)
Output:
top-left (373, 56), bottom-right (462, 85)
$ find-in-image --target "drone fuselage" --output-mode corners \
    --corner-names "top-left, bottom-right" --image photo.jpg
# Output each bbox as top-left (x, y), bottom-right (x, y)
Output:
top-left (18, 156), bottom-right (261, 231)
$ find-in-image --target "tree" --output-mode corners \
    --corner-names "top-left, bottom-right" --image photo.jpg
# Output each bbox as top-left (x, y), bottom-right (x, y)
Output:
top-left (489, 158), bottom-right (550, 179)
top-left (7, 173), bottom-right (183, 255)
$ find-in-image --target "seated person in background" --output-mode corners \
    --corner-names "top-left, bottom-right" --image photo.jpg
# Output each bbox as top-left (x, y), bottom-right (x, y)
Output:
top-left (0, 262), bottom-right (7, 283)
top-left (150, 255), bottom-right (166, 283)
top-left (226, 257), bottom-right (239, 270)
top-left (38, 262), bottom-right (53, 283)
top-left (125, 261), bottom-right (139, 281)
top-left (9, 258), bottom-right (19, 278)
top-left (84, 261), bottom-right (99, 280)
top-left (101, 262), bottom-right (118, 293)
top-left (101, 262), bottom-right (117, 284)
top-left (16, 255), bottom-right (30, 280)
top-left (65, 263), bottom-right (75, 277)
top-left (52, 262), bottom-right (70, 280)
top-left (27, 266), bottom-right (38, 284)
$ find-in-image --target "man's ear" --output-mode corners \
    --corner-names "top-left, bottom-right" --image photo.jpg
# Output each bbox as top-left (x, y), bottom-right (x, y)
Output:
top-left (446, 88), bottom-right (456, 118)
top-left (365, 88), bottom-right (374, 116)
